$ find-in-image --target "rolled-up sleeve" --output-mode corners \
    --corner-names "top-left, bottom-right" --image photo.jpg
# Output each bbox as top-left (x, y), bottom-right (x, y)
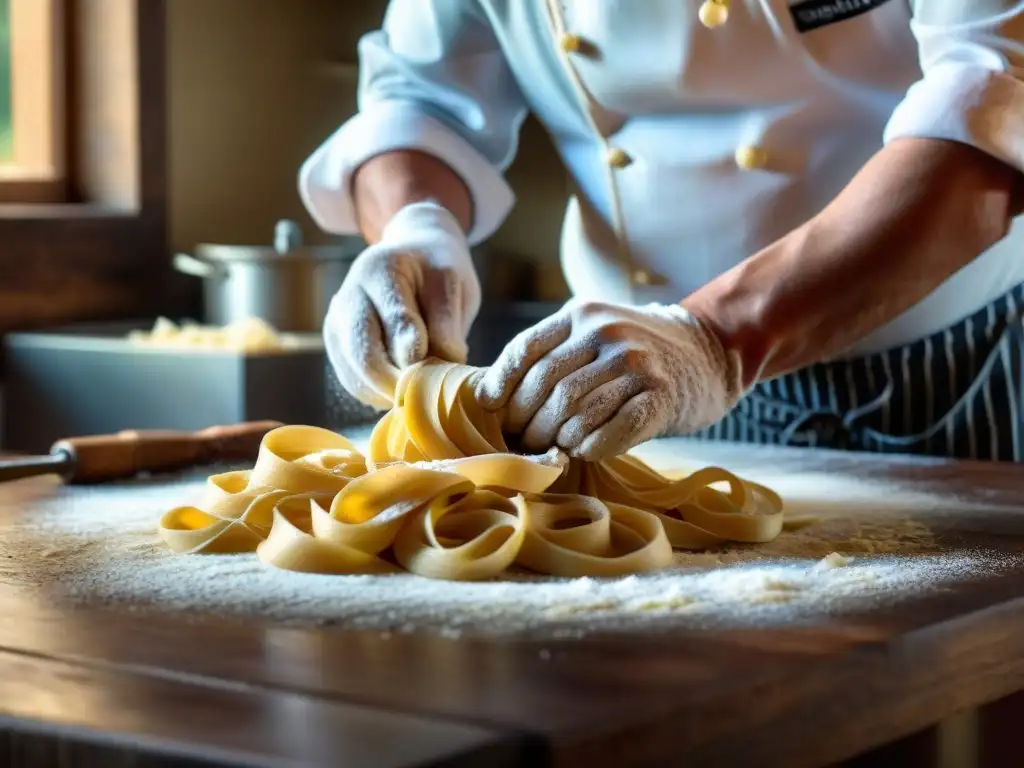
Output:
top-left (299, 0), bottom-right (528, 245)
top-left (883, 1), bottom-right (1024, 172)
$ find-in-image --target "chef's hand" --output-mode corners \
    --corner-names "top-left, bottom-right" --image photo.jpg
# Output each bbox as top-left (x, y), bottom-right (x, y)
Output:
top-left (477, 301), bottom-right (744, 461)
top-left (324, 201), bottom-right (481, 409)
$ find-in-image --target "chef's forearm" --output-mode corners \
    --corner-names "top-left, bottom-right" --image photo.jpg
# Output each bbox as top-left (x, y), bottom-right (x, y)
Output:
top-left (352, 150), bottom-right (473, 243)
top-left (683, 138), bottom-right (1022, 386)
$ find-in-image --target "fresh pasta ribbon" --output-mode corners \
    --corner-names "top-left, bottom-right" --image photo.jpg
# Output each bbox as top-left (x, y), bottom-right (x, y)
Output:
top-left (393, 489), bottom-right (527, 581)
top-left (517, 494), bottom-right (674, 577)
top-left (158, 360), bottom-right (785, 580)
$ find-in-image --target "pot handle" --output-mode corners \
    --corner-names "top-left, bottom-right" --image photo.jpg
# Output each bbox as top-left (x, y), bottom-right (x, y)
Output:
top-left (173, 252), bottom-right (222, 279)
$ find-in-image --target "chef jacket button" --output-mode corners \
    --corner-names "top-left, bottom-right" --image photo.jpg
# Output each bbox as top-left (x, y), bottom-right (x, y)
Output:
top-left (607, 147), bottom-right (633, 169)
top-left (698, 0), bottom-right (729, 28)
top-left (735, 145), bottom-right (769, 171)
top-left (560, 33), bottom-right (585, 54)
top-left (632, 269), bottom-right (652, 286)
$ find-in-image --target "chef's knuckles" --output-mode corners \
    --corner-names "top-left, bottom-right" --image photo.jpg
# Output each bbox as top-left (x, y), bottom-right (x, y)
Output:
top-left (599, 345), bottom-right (658, 377)
top-left (520, 371), bottom-right (651, 451)
top-left (481, 302), bottom-right (679, 411)
top-left (508, 349), bottom-right (651, 432)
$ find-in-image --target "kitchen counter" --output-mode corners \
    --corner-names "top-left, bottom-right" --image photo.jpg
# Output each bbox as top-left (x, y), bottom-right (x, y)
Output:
top-left (1, 439), bottom-right (1024, 766)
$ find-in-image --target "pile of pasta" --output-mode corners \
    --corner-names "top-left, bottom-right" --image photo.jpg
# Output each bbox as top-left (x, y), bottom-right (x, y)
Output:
top-left (158, 361), bottom-right (784, 580)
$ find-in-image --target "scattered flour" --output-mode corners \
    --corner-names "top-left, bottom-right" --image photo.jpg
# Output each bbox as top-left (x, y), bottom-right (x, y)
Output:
top-left (815, 552), bottom-right (852, 570)
top-left (1, 452), bottom-right (1021, 639)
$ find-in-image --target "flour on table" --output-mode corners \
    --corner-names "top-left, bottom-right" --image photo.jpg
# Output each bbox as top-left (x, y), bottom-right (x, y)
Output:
top-left (1, 462), bottom-right (1020, 638)
top-left (815, 552), bottom-right (852, 570)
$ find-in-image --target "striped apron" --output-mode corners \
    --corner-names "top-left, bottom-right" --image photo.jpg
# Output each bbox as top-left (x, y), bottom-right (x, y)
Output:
top-left (692, 283), bottom-right (1024, 462)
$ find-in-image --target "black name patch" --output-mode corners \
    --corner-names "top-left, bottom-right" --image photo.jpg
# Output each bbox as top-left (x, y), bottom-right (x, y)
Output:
top-left (789, 0), bottom-right (895, 33)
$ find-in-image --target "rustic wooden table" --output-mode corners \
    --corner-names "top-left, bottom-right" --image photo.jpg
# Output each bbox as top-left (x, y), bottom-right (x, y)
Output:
top-left (1, 440), bottom-right (1023, 767)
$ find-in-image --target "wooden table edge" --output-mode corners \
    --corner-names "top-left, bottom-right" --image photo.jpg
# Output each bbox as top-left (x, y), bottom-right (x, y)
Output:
top-left (0, 645), bottom-right (541, 768)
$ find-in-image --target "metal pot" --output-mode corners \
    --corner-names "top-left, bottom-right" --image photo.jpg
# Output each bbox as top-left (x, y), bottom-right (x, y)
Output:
top-left (173, 220), bottom-right (362, 333)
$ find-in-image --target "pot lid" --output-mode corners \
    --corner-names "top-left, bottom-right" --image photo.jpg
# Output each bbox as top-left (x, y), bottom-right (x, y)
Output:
top-left (193, 220), bottom-right (362, 263)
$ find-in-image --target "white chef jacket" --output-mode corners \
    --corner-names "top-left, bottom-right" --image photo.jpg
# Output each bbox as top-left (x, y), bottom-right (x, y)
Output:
top-left (299, 0), bottom-right (1024, 357)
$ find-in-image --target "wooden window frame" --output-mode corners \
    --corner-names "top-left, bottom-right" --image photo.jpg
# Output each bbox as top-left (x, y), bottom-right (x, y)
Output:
top-left (1, 0), bottom-right (67, 203)
top-left (0, 0), bottom-right (168, 338)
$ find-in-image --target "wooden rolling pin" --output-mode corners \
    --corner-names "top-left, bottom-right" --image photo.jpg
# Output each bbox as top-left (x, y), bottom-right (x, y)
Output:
top-left (0, 421), bottom-right (283, 484)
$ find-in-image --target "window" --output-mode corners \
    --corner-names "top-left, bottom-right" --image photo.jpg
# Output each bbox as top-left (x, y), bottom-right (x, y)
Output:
top-left (0, 0), bottom-right (11, 162)
top-left (0, 0), bottom-right (168, 341)
top-left (0, 0), bottom-right (66, 203)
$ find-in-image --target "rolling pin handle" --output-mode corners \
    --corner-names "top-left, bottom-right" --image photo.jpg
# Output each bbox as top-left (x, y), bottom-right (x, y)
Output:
top-left (49, 435), bottom-right (146, 483)
top-left (197, 420), bottom-right (283, 462)
top-left (50, 421), bottom-right (283, 484)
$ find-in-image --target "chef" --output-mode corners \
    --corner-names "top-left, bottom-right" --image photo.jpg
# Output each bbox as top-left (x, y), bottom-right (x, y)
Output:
top-left (300, 0), bottom-right (1024, 463)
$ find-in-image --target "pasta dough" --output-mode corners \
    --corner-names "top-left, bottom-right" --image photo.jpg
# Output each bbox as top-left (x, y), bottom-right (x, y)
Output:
top-left (159, 361), bottom-right (784, 580)
top-left (128, 316), bottom-right (298, 353)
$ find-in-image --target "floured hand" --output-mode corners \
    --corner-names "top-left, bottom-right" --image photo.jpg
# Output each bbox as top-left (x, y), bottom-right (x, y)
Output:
top-left (324, 201), bottom-right (480, 409)
top-left (477, 301), bottom-right (744, 461)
